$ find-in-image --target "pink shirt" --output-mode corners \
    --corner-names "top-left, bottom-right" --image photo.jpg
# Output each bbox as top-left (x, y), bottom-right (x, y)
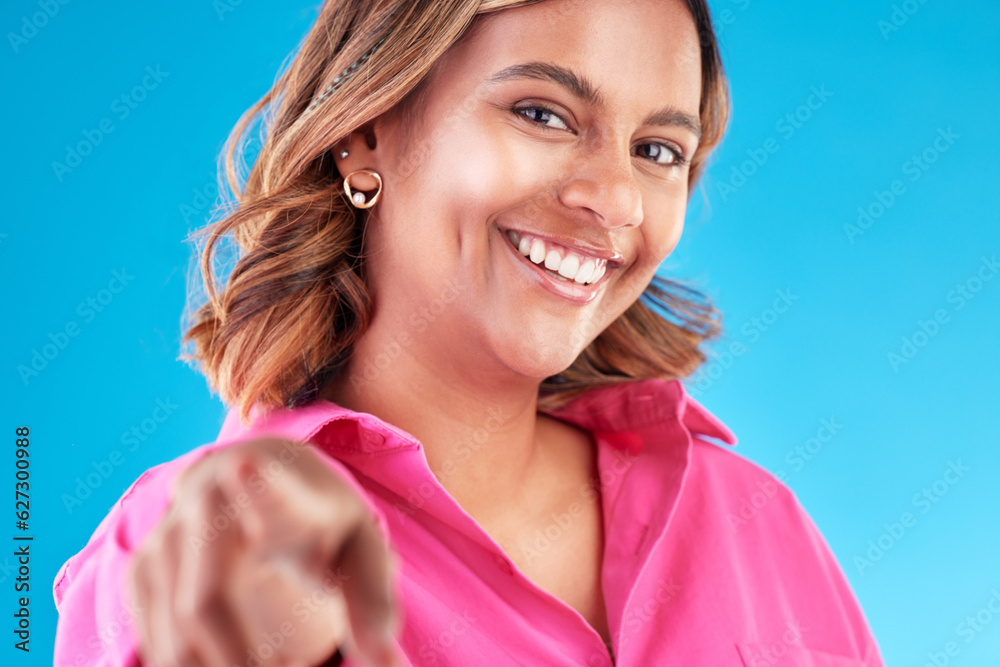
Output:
top-left (53, 378), bottom-right (883, 666)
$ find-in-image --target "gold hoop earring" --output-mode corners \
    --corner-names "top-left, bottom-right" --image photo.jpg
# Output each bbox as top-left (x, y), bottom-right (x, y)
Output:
top-left (343, 169), bottom-right (382, 209)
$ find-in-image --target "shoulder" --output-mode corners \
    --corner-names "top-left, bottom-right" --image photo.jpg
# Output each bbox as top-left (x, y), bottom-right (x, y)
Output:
top-left (54, 439), bottom-right (230, 603)
top-left (51, 438), bottom-right (243, 666)
top-left (64, 404), bottom-right (375, 562)
top-left (685, 434), bottom-right (814, 543)
top-left (678, 437), bottom-right (883, 664)
top-left (57, 405), bottom-right (386, 585)
top-left (668, 387), bottom-right (824, 552)
top-left (679, 431), bottom-right (849, 597)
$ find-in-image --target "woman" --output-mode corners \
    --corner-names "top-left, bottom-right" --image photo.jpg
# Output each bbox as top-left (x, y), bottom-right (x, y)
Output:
top-left (52, 0), bottom-right (884, 665)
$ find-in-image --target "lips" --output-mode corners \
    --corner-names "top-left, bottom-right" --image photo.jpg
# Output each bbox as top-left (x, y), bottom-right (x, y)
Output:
top-left (498, 226), bottom-right (619, 304)
top-left (503, 229), bottom-right (620, 285)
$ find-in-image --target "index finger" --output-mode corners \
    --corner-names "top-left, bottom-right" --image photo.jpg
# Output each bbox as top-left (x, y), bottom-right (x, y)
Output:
top-left (336, 516), bottom-right (403, 667)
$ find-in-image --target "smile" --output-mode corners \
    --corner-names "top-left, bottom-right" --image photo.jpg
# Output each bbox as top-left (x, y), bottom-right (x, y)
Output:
top-left (505, 229), bottom-right (608, 285)
top-left (500, 227), bottom-right (619, 304)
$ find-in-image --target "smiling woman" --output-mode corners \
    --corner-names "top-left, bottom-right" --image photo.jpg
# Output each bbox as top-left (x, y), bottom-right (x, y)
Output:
top-left (52, 1), bottom-right (884, 666)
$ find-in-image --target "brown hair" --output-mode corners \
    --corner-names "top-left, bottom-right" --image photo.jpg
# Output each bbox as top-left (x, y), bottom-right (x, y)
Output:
top-left (181, 0), bottom-right (730, 425)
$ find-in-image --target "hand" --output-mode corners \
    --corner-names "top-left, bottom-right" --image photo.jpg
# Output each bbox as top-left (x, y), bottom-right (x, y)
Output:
top-left (128, 436), bottom-right (401, 667)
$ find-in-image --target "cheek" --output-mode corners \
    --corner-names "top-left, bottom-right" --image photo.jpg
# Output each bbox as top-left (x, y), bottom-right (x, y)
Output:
top-left (639, 209), bottom-right (685, 269)
top-left (612, 208), bottom-right (685, 303)
top-left (420, 118), bottom-right (524, 221)
top-left (381, 127), bottom-right (507, 268)
top-left (385, 94), bottom-right (509, 220)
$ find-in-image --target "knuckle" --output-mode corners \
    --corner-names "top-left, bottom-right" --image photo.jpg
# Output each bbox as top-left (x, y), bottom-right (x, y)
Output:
top-left (217, 447), bottom-right (267, 488)
top-left (195, 486), bottom-right (230, 525)
top-left (177, 449), bottom-right (221, 489)
top-left (163, 520), bottom-right (187, 550)
top-left (172, 643), bottom-right (201, 667)
top-left (176, 586), bottom-right (224, 624)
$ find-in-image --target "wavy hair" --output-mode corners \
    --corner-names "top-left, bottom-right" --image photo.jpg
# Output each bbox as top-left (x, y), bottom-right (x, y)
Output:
top-left (181, 0), bottom-right (731, 425)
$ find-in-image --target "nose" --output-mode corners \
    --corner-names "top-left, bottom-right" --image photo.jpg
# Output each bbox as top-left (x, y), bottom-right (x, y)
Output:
top-left (557, 140), bottom-right (643, 229)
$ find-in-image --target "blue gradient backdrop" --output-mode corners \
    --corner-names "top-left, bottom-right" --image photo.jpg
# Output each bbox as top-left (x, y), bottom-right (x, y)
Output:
top-left (2, 1), bottom-right (998, 665)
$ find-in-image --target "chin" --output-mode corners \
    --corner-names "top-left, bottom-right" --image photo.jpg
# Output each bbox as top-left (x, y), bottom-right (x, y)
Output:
top-left (487, 325), bottom-right (591, 381)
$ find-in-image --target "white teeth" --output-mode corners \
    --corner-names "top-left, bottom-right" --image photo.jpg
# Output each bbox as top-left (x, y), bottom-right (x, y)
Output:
top-left (557, 253), bottom-right (579, 279)
top-left (574, 259), bottom-right (595, 284)
top-left (529, 239), bottom-right (546, 264)
top-left (508, 230), bottom-right (609, 285)
top-left (544, 249), bottom-right (561, 271)
top-left (590, 263), bottom-right (606, 283)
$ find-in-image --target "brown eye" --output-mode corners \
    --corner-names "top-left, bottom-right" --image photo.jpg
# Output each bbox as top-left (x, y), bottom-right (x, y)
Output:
top-left (514, 103), bottom-right (687, 169)
top-left (636, 142), bottom-right (686, 168)
top-left (513, 104), bottom-right (570, 131)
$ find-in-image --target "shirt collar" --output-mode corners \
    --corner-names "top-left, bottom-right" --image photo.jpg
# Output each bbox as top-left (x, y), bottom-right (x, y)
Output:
top-left (541, 378), bottom-right (737, 447)
top-left (215, 377), bottom-right (737, 609)
top-left (216, 377), bottom-right (737, 454)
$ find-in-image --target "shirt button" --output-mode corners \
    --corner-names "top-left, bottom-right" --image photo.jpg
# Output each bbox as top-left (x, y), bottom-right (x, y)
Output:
top-left (361, 429), bottom-right (385, 446)
top-left (587, 652), bottom-right (612, 667)
top-left (493, 554), bottom-right (513, 576)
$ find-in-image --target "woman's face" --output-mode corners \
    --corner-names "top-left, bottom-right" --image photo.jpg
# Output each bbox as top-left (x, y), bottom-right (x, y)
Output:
top-left (351, 0), bottom-right (702, 381)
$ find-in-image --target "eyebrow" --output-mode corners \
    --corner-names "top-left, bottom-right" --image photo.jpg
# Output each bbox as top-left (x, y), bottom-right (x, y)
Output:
top-left (487, 61), bottom-right (702, 140)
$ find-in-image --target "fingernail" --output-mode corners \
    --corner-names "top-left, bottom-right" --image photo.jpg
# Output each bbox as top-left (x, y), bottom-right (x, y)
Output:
top-left (235, 460), bottom-right (256, 488)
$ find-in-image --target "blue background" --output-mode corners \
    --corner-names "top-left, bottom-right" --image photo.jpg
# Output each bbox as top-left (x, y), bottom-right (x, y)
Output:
top-left (2, 0), bottom-right (997, 665)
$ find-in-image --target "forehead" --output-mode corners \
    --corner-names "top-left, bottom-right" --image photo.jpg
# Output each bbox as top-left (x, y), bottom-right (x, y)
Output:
top-left (440, 0), bottom-right (702, 114)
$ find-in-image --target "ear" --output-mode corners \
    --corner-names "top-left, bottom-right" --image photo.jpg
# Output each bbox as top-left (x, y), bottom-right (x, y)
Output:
top-left (334, 120), bottom-right (382, 191)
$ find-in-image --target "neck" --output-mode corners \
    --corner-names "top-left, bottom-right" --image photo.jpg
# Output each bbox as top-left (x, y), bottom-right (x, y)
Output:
top-left (320, 318), bottom-right (553, 520)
